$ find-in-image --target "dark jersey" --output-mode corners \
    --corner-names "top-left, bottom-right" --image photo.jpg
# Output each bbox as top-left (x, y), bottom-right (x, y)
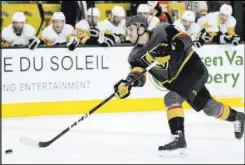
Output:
top-left (128, 23), bottom-right (194, 86)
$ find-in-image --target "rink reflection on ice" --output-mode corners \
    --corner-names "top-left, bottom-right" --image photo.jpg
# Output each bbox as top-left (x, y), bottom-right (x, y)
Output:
top-left (2, 109), bottom-right (244, 164)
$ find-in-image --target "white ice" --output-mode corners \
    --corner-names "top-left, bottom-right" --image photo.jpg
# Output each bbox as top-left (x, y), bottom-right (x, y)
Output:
top-left (2, 108), bottom-right (244, 164)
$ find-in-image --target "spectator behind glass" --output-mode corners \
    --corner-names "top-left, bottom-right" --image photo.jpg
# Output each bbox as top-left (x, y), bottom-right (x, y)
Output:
top-left (1, 12), bottom-right (40, 50)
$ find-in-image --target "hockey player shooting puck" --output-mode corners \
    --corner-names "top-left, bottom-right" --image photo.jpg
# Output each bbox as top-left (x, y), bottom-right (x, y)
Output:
top-left (5, 149), bottom-right (13, 154)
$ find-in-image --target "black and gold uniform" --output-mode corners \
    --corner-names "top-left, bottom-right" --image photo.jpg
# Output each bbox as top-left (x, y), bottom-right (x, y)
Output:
top-left (127, 22), bottom-right (209, 110)
top-left (114, 15), bottom-right (245, 155)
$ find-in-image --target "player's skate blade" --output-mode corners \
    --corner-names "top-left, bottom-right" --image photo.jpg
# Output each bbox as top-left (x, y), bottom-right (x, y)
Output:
top-left (19, 136), bottom-right (39, 147)
top-left (234, 112), bottom-right (245, 139)
top-left (158, 148), bottom-right (188, 157)
top-left (158, 130), bottom-right (188, 157)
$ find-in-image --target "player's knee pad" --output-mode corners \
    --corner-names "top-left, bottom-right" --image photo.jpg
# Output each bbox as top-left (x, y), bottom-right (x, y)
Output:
top-left (202, 99), bottom-right (222, 117)
top-left (164, 91), bottom-right (184, 107)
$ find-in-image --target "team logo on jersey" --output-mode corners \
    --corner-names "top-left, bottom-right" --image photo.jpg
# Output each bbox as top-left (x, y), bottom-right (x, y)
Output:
top-left (141, 52), bottom-right (169, 70)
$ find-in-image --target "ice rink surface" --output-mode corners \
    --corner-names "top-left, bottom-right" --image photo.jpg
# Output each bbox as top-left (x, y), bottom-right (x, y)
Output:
top-left (2, 108), bottom-right (244, 164)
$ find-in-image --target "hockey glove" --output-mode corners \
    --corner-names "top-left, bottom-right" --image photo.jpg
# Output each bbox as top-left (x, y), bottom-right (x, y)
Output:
top-left (89, 28), bottom-right (101, 42)
top-left (100, 34), bottom-right (116, 47)
top-left (2, 40), bottom-right (11, 47)
top-left (67, 36), bottom-right (79, 51)
top-left (231, 34), bottom-right (240, 46)
top-left (200, 32), bottom-right (213, 43)
top-left (28, 36), bottom-right (41, 50)
top-left (114, 79), bottom-right (132, 99)
top-left (219, 33), bottom-right (232, 44)
top-left (101, 36), bottom-right (115, 47)
top-left (193, 40), bottom-right (202, 48)
top-left (102, 30), bottom-right (118, 46)
top-left (89, 28), bottom-right (100, 37)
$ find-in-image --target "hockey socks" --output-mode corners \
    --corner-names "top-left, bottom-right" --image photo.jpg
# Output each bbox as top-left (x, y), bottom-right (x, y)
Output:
top-left (167, 105), bottom-right (185, 135)
top-left (216, 103), bottom-right (238, 121)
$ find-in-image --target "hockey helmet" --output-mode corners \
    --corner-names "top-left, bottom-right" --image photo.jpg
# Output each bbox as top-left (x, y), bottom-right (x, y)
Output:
top-left (87, 8), bottom-right (101, 17)
top-left (220, 4), bottom-right (232, 16)
top-left (137, 4), bottom-right (150, 13)
top-left (111, 6), bottom-right (125, 17)
top-left (12, 12), bottom-right (26, 22)
top-left (52, 12), bottom-right (66, 21)
top-left (126, 15), bottom-right (148, 29)
top-left (182, 10), bottom-right (195, 22)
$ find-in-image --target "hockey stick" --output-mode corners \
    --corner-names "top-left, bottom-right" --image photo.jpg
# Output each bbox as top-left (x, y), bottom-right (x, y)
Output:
top-left (36, 3), bottom-right (45, 37)
top-left (19, 61), bottom-right (158, 148)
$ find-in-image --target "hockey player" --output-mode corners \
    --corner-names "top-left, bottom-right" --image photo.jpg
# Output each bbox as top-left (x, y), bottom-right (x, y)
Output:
top-left (2, 12), bottom-right (40, 50)
top-left (113, 15), bottom-right (245, 156)
top-left (197, 4), bottom-right (240, 46)
top-left (41, 12), bottom-right (79, 51)
top-left (75, 8), bottom-right (113, 46)
top-left (137, 4), bottom-right (160, 31)
top-left (99, 6), bottom-right (127, 44)
top-left (195, 12), bottom-right (220, 46)
top-left (173, 10), bottom-right (202, 47)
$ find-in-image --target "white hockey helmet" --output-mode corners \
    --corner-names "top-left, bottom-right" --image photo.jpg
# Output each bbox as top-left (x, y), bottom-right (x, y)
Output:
top-left (12, 12), bottom-right (26, 22)
top-left (147, 1), bottom-right (158, 8)
top-left (137, 4), bottom-right (150, 13)
top-left (112, 6), bottom-right (125, 17)
top-left (87, 8), bottom-right (100, 17)
top-left (182, 10), bottom-right (195, 22)
top-left (52, 12), bottom-right (66, 21)
top-left (220, 4), bottom-right (232, 16)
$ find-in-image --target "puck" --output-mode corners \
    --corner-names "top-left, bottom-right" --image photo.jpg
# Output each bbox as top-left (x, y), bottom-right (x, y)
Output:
top-left (5, 149), bottom-right (13, 154)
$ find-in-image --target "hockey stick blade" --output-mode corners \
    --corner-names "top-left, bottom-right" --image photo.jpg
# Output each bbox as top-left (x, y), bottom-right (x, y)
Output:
top-left (20, 136), bottom-right (56, 148)
top-left (19, 136), bottom-right (40, 147)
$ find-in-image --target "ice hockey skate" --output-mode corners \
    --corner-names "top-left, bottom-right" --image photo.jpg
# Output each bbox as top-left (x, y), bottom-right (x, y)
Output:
top-left (234, 112), bottom-right (245, 139)
top-left (158, 130), bottom-right (188, 157)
